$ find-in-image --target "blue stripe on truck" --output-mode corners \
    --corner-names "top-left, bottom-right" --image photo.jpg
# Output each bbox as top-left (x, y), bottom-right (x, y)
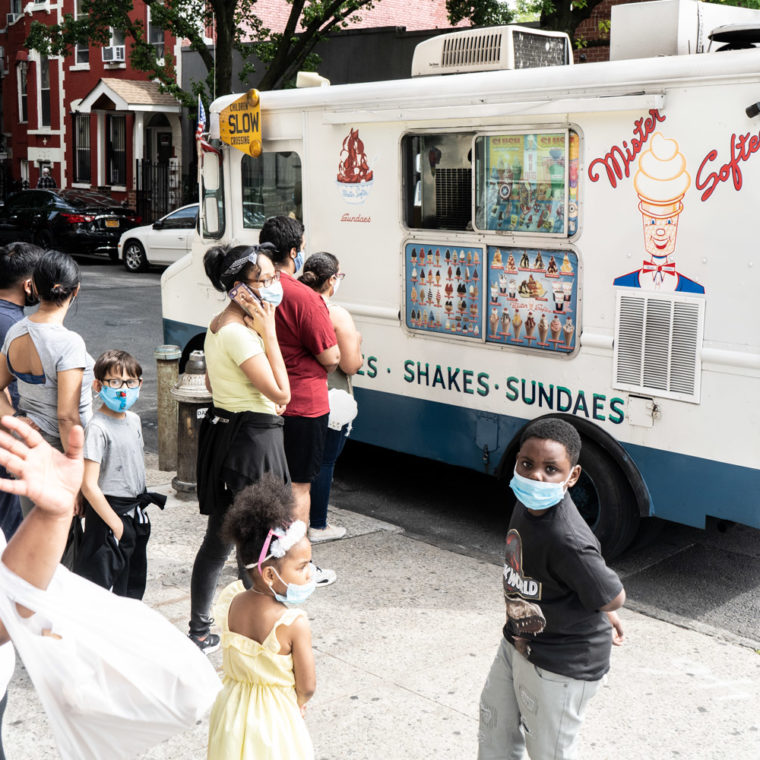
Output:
top-left (351, 387), bottom-right (760, 530)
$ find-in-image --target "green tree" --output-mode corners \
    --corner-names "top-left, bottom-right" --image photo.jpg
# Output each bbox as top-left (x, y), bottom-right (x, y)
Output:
top-left (26, 0), bottom-right (385, 106)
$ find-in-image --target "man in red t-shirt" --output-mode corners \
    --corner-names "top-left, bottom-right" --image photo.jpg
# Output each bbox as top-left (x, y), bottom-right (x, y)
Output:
top-left (259, 217), bottom-right (340, 583)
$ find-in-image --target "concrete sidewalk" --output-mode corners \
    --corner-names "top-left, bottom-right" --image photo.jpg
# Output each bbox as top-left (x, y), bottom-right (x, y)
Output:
top-left (4, 464), bottom-right (760, 759)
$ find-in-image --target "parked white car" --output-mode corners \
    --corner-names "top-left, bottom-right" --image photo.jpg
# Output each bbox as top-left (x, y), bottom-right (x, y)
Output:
top-left (118, 203), bottom-right (198, 272)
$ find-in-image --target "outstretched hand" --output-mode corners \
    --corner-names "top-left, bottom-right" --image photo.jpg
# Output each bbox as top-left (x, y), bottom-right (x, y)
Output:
top-left (0, 415), bottom-right (84, 518)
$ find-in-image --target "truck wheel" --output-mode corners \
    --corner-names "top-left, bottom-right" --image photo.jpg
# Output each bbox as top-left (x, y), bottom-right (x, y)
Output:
top-left (570, 435), bottom-right (640, 560)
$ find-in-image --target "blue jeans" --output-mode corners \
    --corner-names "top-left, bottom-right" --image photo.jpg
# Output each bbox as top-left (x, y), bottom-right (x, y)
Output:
top-left (309, 424), bottom-right (349, 529)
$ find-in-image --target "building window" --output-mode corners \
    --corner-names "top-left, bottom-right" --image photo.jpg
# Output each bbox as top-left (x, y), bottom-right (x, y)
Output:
top-left (10, 0), bottom-right (22, 15)
top-left (74, 0), bottom-right (89, 64)
top-left (73, 114), bottom-right (91, 183)
top-left (18, 63), bottom-right (28, 123)
top-left (40, 57), bottom-right (51, 127)
top-left (106, 115), bottom-right (126, 185)
top-left (148, 8), bottom-right (164, 58)
top-left (75, 44), bottom-right (90, 65)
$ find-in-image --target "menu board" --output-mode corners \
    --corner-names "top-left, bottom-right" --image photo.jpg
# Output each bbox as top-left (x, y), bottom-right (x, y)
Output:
top-left (405, 243), bottom-right (484, 338)
top-left (476, 131), bottom-right (580, 237)
top-left (485, 246), bottom-right (578, 353)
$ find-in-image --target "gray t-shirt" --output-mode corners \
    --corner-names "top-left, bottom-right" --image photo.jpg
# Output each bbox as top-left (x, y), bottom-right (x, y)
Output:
top-left (2, 318), bottom-right (94, 439)
top-left (83, 411), bottom-right (146, 498)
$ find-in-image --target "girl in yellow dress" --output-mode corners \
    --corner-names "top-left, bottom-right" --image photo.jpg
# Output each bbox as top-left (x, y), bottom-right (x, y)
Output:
top-left (207, 476), bottom-right (316, 760)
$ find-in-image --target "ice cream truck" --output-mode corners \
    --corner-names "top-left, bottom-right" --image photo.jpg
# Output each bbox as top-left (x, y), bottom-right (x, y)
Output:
top-left (162, 0), bottom-right (760, 557)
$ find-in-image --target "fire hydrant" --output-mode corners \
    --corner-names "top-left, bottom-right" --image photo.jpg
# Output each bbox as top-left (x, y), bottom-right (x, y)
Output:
top-left (170, 350), bottom-right (212, 496)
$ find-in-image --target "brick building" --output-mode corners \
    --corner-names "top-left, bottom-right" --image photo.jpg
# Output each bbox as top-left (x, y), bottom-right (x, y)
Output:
top-left (0, 1), bottom-right (183, 208)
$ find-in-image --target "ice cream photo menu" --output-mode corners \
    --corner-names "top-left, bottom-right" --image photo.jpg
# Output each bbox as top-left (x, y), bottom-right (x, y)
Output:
top-left (405, 243), bottom-right (484, 339)
top-left (485, 246), bottom-right (578, 353)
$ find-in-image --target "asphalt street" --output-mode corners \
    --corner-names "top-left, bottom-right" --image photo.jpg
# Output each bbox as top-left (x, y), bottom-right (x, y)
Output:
top-left (70, 260), bottom-right (760, 648)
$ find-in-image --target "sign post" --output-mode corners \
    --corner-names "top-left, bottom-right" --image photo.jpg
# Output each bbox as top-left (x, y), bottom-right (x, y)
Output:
top-left (219, 89), bottom-right (262, 157)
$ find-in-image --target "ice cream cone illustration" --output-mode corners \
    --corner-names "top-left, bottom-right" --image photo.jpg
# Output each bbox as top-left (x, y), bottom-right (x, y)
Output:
top-left (501, 309), bottom-right (510, 334)
top-left (512, 311), bottom-right (523, 340)
top-left (550, 315), bottom-right (562, 341)
top-left (489, 308), bottom-right (499, 335)
top-left (563, 316), bottom-right (575, 347)
top-left (525, 312), bottom-right (536, 339)
top-left (538, 314), bottom-right (549, 344)
top-left (614, 132), bottom-right (704, 294)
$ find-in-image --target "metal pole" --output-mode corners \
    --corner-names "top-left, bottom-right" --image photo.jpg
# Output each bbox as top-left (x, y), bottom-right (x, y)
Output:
top-left (154, 344), bottom-right (181, 471)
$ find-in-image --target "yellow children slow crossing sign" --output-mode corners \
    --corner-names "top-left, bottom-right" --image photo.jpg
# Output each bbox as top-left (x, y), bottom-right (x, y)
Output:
top-left (219, 89), bottom-right (262, 157)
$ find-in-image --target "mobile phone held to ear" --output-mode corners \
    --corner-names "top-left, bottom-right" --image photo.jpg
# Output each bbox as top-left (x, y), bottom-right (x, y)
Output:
top-left (229, 283), bottom-right (262, 316)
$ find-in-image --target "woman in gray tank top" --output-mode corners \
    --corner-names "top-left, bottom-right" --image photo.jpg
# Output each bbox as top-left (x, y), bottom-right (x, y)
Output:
top-left (0, 251), bottom-right (94, 514)
top-left (299, 252), bottom-right (363, 542)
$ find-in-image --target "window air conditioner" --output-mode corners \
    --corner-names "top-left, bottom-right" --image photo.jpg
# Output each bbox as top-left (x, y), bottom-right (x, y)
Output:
top-left (411, 25), bottom-right (573, 77)
top-left (6, 13), bottom-right (19, 25)
top-left (102, 45), bottom-right (126, 63)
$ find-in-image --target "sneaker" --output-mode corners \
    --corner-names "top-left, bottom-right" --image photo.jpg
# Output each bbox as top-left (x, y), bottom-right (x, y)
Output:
top-left (311, 563), bottom-right (337, 587)
top-left (189, 632), bottom-right (220, 655)
top-left (308, 524), bottom-right (347, 543)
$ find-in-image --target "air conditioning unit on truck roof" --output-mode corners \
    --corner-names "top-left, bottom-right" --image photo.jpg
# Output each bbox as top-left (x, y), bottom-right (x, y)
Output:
top-left (411, 25), bottom-right (573, 77)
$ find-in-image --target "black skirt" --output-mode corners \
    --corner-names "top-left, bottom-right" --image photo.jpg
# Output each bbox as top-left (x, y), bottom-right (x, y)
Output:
top-left (196, 405), bottom-right (290, 516)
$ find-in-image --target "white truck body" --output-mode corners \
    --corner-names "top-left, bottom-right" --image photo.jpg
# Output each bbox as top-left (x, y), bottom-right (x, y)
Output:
top-left (162, 15), bottom-right (760, 554)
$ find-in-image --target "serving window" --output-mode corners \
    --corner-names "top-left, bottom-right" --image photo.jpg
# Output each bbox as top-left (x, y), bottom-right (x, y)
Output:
top-left (402, 133), bottom-right (474, 231)
top-left (403, 129), bottom-right (580, 237)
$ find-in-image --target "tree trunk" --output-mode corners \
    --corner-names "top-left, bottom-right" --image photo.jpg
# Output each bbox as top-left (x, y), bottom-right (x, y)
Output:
top-left (213, 0), bottom-right (235, 96)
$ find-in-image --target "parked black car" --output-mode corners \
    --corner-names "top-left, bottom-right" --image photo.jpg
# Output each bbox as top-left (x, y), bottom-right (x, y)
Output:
top-left (0, 189), bottom-right (139, 260)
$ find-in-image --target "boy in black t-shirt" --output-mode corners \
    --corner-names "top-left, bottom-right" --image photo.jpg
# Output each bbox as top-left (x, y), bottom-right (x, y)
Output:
top-left (478, 418), bottom-right (625, 760)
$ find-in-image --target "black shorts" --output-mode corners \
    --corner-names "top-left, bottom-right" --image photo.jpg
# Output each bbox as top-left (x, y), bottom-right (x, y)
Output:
top-left (283, 413), bottom-right (329, 483)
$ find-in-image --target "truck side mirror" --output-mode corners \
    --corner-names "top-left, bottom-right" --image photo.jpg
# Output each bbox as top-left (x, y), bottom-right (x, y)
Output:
top-left (202, 153), bottom-right (220, 192)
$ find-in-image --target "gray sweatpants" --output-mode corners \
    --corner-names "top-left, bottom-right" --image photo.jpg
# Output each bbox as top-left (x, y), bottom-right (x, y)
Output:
top-left (478, 637), bottom-right (601, 760)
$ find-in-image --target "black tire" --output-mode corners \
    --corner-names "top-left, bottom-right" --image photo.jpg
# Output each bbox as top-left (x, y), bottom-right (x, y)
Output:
top-left (123, 239), bottom-right (148, 272)
top-left (33, 230), bottom-right (53, 249)
top-left (108, 249), bottom-right (119, 263)
top-left (570, 435), bottom-right (640, 560)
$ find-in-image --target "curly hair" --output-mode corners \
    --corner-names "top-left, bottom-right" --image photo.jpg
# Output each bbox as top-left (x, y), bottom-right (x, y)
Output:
top-left (221, 474), bottom-right (295, 568)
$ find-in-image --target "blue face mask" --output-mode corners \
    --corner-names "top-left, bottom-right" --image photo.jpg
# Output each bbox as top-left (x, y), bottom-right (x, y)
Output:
top-left (99, 386), bottom-right (140, 413)
top-left (270, 567), bottom-right (315, 605)
top-left (259, 281), bottom-right (283, 306)
top-left (292, 250), bottom-right (304, 273)
top-left (510, 469), bottom-right (571, 511)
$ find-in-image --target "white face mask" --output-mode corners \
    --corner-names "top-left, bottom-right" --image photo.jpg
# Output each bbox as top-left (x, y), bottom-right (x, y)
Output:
top-left (331, 276), bottom-right (341, 296)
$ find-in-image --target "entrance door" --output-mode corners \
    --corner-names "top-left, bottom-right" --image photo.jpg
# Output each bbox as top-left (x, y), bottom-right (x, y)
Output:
top-left (157, 131), bottom-right (172, 163)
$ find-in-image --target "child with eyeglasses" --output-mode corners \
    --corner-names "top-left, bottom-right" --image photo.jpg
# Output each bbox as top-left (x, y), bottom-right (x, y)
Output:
top-left (73, 349), bottom-right (166, 598)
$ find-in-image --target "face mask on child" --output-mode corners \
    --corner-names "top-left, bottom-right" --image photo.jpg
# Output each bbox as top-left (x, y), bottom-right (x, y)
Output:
top-left (268, 567), bottom-right (316, 605)
top-left (99, 386), bottom-right (140, 413)
top-left (510, 469), bottom-right (572, 511)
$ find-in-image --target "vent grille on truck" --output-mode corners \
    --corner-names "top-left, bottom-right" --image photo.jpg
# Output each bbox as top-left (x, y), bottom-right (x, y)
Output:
top-left (512, 30), bottom-right (569, 69)
top-left (613, 292), bottom-right (704, 403)
top-left (441, 31), bottom-right (503, 69)
top-left (435, 168), bottom-right (471, 230)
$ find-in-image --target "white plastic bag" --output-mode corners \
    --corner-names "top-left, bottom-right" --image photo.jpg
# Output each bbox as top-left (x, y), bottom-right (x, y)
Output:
top-left (0, 560), bottom-right (221, 760)
top-left (327, 388), bottom-right (358, 431)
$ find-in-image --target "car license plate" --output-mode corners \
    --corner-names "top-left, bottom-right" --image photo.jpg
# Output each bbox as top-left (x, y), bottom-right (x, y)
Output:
top-left (105, 219), bottom-right (119, 228)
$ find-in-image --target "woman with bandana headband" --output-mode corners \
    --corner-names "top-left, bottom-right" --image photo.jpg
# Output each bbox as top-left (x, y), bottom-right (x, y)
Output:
top-left (188, 243), bottom-right (291, 654)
